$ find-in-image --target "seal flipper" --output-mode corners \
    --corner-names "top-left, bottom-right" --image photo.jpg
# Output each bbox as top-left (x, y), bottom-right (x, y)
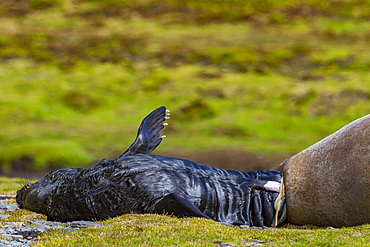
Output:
top-left (154, 193), bottom-right (212, 220)
top-left (118, 106), bottom-right (168, 158)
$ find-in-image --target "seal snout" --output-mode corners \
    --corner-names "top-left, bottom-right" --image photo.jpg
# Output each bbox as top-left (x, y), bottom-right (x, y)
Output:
top-left (16, 183), bottom-right (32, 209)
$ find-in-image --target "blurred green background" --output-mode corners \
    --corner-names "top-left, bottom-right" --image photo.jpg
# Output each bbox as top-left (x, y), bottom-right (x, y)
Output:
top-left (0, 0), bottom-right (369, 174)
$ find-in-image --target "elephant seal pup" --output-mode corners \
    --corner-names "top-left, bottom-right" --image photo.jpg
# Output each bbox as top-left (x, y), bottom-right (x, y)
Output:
top-left (277, 114), bottom-right (370, 227)
top-left (16, 107), bottom-right (285, 227)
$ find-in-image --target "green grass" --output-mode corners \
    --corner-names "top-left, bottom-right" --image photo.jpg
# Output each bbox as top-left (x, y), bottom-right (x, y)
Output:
top-left (0, 0), bottom-right (369, 171)
top-left (1, 172), bottom-right (369, 245)
top-left (1, 211), bottom-right (368, 247)
top-left (1, 180), bottom-right (369, 247)
top-left (35, 215), bottom-right (369, 246)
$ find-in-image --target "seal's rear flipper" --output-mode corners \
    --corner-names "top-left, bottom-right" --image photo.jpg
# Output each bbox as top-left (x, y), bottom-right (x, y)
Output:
top-left (247, 179), bottom-right (281, 193)
top-left (154, 193), bottom-right (212, 220)
top-left (118, 106), bottom-right (169, 158)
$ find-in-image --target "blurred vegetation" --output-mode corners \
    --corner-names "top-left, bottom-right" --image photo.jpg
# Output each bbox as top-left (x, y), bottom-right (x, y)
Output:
top-left (0, 0), bottom-right (369, 172)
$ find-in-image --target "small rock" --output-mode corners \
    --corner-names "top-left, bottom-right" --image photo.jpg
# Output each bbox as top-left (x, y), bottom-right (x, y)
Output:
top-left (0, 240), bottom-right (10, 245)
top-left (221, 222), bottom-right (233, 227)
top-left (216, 242), bottom-right (228, 246)
top-left (10, 234), bottom-right (24, 241)
top-left (213, 242), bottom-right (237, 246)
top-left (251, 238), bottom-right (263, 242)
top-left (18, 228), bottom-right (40, 238)
top-left (67, 227), bottom-right (80, 232)
top-left (6, 222), bottom-right (26, 227)
top-left (1, 233), bottom-right (24, 241)
top-left (250, 226), bottom-right (263, 230)
top-left (6, 229), bottom-right (16, 234)
top-left (0, 214), bottom-right (10, 219)
top-left (0, 203), bottom-right (19, 212)
top-left (239, 225), bottom-right (250, 230)
top-left (38, 225), bottom-right (51, 231)
top-left (29, 221), bottom-right (64, 228)
top-left (2, 233), bottom-right (13, 240)
top-left (44, 221), bottom-right (64, 227)
top-left (70, 220), bottom-right (102, 228)
top-left (28, 221), bottom-right (40, 225)
top-left (244, 238), bottom-right (268, 246)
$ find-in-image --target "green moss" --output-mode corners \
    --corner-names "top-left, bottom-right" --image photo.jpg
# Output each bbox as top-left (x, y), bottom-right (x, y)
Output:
top-left (34, 215), bottom-right (370, 246)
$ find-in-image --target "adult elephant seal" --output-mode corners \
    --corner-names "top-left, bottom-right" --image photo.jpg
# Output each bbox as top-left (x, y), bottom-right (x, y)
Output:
top-left (16, 107), bottom-right (285, 227)
top-left (277, 114), bottom-right (370, 227)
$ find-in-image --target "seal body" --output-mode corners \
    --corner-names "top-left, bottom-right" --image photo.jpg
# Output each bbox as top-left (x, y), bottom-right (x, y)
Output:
top-left (16, 106), bottom-right (284, 226)
top-left (17, 154), bottom-right (282, 226)
top-left (278, 114), bottom-right (370, 227)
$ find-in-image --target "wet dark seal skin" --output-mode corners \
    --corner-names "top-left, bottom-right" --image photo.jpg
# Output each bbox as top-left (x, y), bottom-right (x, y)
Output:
top-left (17, 106), bottom-right (283, 226)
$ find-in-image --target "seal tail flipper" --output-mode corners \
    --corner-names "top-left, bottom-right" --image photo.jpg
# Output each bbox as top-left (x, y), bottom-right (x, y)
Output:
top-left (154, 193), bottom-right (213, 220)
top-left (118, 106), bottom-right (169, 158)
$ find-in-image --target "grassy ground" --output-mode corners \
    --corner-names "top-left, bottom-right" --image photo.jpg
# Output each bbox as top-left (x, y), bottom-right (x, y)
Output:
top-left (1, 177), bottom-right (369, 246)
top-left (36, 216), bottom-right (370, 246)
top-left (1, 2), bottom-right (369, 245)
top-left (0, 1), bottom-right (369, 173)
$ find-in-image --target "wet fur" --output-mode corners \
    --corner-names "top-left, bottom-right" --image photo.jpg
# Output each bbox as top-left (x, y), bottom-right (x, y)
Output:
top-left (17, 154), bottom-right (282, 226)
top-left (16, 106), bottom-right (283, 226)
